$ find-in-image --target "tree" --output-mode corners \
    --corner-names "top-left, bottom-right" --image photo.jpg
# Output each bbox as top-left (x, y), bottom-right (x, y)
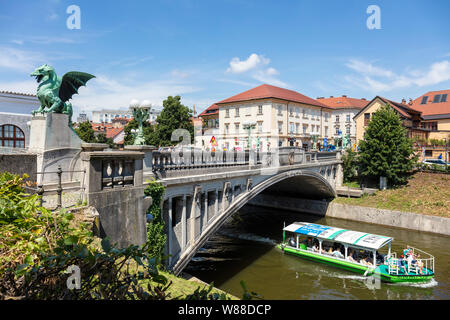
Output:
top-left (123, 119), bottom-right (156, 146)
top-left (74, 121), bottom-right (96, 143)
top-left (96, 133), bottom-right (115, 149)
top-left (154, 96), bottom-right (194, 147)
top-left (342, 147), bottom-right (358, 183)
top-left (358, 104), bottom-right (417, 187)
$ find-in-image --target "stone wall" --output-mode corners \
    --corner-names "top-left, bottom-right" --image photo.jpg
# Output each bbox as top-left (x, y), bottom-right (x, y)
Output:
top-left (0, 152), bottom-right (37, 181)
top-left (249, 194), bottom-right (450, 236)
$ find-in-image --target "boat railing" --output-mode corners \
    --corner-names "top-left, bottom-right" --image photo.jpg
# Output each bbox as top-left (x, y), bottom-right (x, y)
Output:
top-left (386, 247), bottom-right (434, 275)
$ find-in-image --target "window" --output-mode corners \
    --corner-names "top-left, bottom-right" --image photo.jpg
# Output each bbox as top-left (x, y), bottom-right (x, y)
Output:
top-left (346, 114), bottom-right (351, 122)
top-left (278, 122), bottom-right (283, 134)
top-left (420, 96), bottom-right (429, 104)
top-left (0, 125), bottom-right (25, 148)
top-left (324, 113), bottom-right (329, 122)
top-left (441, 94), bottom-right (448, 103)
top-left (289, 108), bottom-right (294, 117)
top-left (246, 105), bottom-right (251, 116)
top-left (324, 126), bottom-right (328, 137)
top-left (258, 105), bottom-right (263, 115)
top-left (296, 123), bottom-right (300, 134)
top-left (257, 121), bottom-right (263, 133)
top-left (289, 122), bottom-right (294, 134)
top-left (225, 124), bottom-right (229, 134)
top-left (311, 125), bottom-right (315, 133)
top-left (303, 125), bottom-right (307, 134)
top-left (302, 109), bottom-right (307, 119)
top-left (346, 126), bottom-right (351, 134)
top-left (295, 107), bottom-right (299, 117)
top-left (277, 105), bottom-right (283, 116)
top-left (335, 126), bottom-right (340, 135)
top-left (433, 94), bottom-right (441, 103)
top-left (335, 115), bottom-right (340, 123)
top-left (425, 150), bottom-right (433, 157)
top-left (364, 113), bottom-right (370, 126)
top-left (235, 107), bottom-right (240, 117)
top-left (235, 123), bottom-right (239, 133)
top-left (225, 109), bottom-right (230, 118)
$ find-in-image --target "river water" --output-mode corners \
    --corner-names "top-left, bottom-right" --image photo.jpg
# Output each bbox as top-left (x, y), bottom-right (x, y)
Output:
top-left (185, 205), bottom-right (450, 300)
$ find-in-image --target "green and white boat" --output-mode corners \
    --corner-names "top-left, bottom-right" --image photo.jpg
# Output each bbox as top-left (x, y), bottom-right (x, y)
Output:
top-left (278, 222), bottom-right (435, 283)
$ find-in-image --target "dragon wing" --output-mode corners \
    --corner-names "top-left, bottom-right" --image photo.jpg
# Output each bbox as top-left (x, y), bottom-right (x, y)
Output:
top-left (59, 71), bottom-right (95, 102)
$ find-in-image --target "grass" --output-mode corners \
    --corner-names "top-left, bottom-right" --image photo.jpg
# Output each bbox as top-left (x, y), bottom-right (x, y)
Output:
top-left (334, 172), bottom-right (450, 218)
top-left (343, 181), bottom-right (361, 189)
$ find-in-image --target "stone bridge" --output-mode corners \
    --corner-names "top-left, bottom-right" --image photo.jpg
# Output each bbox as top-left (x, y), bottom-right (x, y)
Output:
top-left (144, 147), bottom-right (343, 275)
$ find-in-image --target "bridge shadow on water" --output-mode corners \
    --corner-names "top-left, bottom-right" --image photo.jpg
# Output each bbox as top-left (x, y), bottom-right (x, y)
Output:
top-left (184, 202), bottom-right (326, 288)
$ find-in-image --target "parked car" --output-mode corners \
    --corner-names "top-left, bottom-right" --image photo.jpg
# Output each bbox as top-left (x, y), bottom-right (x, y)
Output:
top-left (422, 159), bottom-right (449, 166)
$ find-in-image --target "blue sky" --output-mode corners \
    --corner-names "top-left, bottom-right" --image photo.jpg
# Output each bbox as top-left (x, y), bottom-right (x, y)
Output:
top-left (1, 0), bottom-right (449, 118)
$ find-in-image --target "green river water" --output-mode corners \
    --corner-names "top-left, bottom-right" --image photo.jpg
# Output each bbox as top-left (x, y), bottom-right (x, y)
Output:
top-left (185, 205), bottom-right (450, 300)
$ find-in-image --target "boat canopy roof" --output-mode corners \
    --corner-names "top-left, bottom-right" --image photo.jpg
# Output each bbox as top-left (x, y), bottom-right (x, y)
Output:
top-left (283, 222), bottom-right (393, 250)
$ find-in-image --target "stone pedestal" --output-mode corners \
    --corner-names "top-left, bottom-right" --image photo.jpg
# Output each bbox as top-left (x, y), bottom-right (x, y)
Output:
top-left (28, 113), bottom-right (83, 184)
top-left (124, 145), bottom-right (157, 172)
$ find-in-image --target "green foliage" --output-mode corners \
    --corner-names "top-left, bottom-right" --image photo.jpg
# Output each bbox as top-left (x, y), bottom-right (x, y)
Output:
top-left (74, 121), bottom-right (96, 143)
top-left (95, 133), bottom-right (115, 148)
top-left (153, 96), bottom-right (194, 147)
top-left (124, 119), bottom-right (156, 146)
top-left (144, 179), bottom-right (167, 263)
top-left (358, 104), bottom-right (417, 187)
top-left (342, 148), bottom-right (359, 183)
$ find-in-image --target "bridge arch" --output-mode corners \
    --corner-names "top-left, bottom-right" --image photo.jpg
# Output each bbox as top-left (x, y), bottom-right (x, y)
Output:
top-left (172, 168), bottom-right (336, 274)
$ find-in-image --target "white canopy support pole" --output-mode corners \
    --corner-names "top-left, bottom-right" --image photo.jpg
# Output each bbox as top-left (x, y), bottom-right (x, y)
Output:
top-left (388, 242), bottom-right (391, 259)
top-left (373, 250), bottom-right (376, 266)
top-left (296, 235), bottom-right (299, 249)
top-left (344, 245), bottom-right (348, 259)
top-left (319, 239), bottom-right (322, 254)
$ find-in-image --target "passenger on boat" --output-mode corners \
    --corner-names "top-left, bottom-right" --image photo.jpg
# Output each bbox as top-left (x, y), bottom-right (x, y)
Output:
top-left (360, 257), bottom-right (373, 266)
top-left (331, 249), bottom-right (344, 259)
top-left (417, 258), bottom-right (424, 275)
top-left (397, 255), bottom-right (408, 273)
top-left (347, 249), bottom-right (357, 262)
top-left (289, 237), bottom-right (296, 247)
top-left (403, 245), bottom-right (411, 258)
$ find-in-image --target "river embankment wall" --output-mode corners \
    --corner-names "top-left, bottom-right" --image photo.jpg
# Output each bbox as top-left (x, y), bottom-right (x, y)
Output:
top-left (248, 194), bottom-right (450, 236)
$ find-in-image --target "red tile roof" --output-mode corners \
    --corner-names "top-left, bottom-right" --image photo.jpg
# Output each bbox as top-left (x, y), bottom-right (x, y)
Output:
top-left (409, 89), bottom-right (450, 118)
top-left (106, 127), bottom-right (124, 139)
top-left (216, 84), bottom-right (331, 109)
top-left (0, 90), bottom-right (36, 97)
top-left (354, 96), bottom-right (421, 120)
top-left (198, 104), bottom-right (219, 117)
top-left (317, 96), bottom-right (368, 109)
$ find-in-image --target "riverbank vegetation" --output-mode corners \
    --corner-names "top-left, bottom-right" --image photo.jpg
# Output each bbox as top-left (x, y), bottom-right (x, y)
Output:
top-left (334, 172), bottom-right (450, 218)
top-left (0, 171), bottom-right (247, 300)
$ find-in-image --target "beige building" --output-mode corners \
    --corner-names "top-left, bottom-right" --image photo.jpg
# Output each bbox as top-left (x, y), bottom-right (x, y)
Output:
top-left (354, 96), bottom-right (428, 144)
top-left (215, 84), bottom-right (333, 151)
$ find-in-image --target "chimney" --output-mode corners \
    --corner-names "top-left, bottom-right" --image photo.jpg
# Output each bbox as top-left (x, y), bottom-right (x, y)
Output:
top-left (408, 98), bottom-right (413, 106)
top-left (342, 95), bottom-right (347, 97)
top-left (361, 98), bottom-right (366, 100)
top-left (330, 96), bottom-right (334, 98)
top-left (316, 97), bottom-right (324, 99)
top-left (401, 98), bottom-right (406, 104)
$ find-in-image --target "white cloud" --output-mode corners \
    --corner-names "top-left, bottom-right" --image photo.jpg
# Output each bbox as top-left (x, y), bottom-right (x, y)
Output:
top-left (344, 59), bottom-right (450, 92)
top-left (225, 53), bottom-right (287, 87)
top-left (0, 47), bottom-right (44, 73)
top-left (227, 53), bottom-right (270, 74)
top-left (69, 74), bottom-right (202, 114)
top-left (171, 69), bottom-right (190, 79)
top-left (11, 40), bottom-right (24, 45)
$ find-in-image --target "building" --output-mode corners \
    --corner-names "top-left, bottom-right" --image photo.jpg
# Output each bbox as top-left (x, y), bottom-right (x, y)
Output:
top-left (197, 104), bottom-right (219, 149)
top-left (354, 96), bottom-right (428, 144)
top-left (409, 89), bottom-right (450, 141)
top-left (316, 95), bottom-right (368, 146)
top-left (77, 112), bottom-right (88, 123)
top-left (216, 84), bottom-right (333, 151)
top-left (409, 89), bottom-right (449, 161)
top-left (0, 91), bottom-right (39, 149)
top-left (91, 107), bottom-right (161, 124)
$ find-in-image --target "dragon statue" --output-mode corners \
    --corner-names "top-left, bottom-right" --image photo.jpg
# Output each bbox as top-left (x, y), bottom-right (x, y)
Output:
top-left (30, 64), bottom-right (95, 126)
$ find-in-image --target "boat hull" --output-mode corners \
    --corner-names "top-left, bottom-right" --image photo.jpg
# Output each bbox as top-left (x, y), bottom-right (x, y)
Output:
top-left (279, 245), bottom-right (434, 284)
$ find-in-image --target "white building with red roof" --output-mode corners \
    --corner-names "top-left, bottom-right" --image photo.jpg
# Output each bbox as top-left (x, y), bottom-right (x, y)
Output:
top-left (215, 84), bottom-right (333, 151)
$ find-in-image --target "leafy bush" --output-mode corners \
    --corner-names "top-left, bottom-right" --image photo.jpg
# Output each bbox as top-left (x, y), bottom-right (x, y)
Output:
top-left (144, 179), bottom-right (167, 263)
top-left (341, 148), bottom-right (358, 183)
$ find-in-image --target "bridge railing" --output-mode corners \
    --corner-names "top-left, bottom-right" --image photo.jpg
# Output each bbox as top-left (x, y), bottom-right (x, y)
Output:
top-left (151, 147), bottom-right (339, 172)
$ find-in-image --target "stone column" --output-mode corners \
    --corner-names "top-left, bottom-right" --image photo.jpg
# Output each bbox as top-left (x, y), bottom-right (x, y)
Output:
top-left (214, 189), bottom-right (219, 217)
top-left (181, 195), bottom-right (187, 251)
top-left (203, 192), bottom-right (208, 228)
top-left (167, 197), bottom-right (173, 266)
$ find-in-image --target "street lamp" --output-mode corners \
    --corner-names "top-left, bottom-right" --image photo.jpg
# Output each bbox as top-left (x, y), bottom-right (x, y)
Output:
top-left (243, 121), bottom-right (256, 149)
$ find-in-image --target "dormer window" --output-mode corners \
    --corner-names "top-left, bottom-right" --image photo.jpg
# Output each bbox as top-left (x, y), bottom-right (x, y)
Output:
top-left (440, 94), bottom-right (447, 102)
top-left (433, 94), bottom-right (441, 103)
top-left (420, 96), bottom-right (428, 104)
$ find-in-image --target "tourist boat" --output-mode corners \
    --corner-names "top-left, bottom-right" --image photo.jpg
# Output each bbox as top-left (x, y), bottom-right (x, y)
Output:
top-left (278, 222), bottom-right (435, 283)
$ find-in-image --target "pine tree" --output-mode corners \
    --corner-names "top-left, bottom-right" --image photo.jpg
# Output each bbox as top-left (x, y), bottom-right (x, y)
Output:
top-left (358, 104), bottom-right (417, 187)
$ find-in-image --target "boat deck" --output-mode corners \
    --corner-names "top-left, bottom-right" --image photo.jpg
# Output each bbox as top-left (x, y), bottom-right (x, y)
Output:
top-left (376, 264), bottom-right (434, 277)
